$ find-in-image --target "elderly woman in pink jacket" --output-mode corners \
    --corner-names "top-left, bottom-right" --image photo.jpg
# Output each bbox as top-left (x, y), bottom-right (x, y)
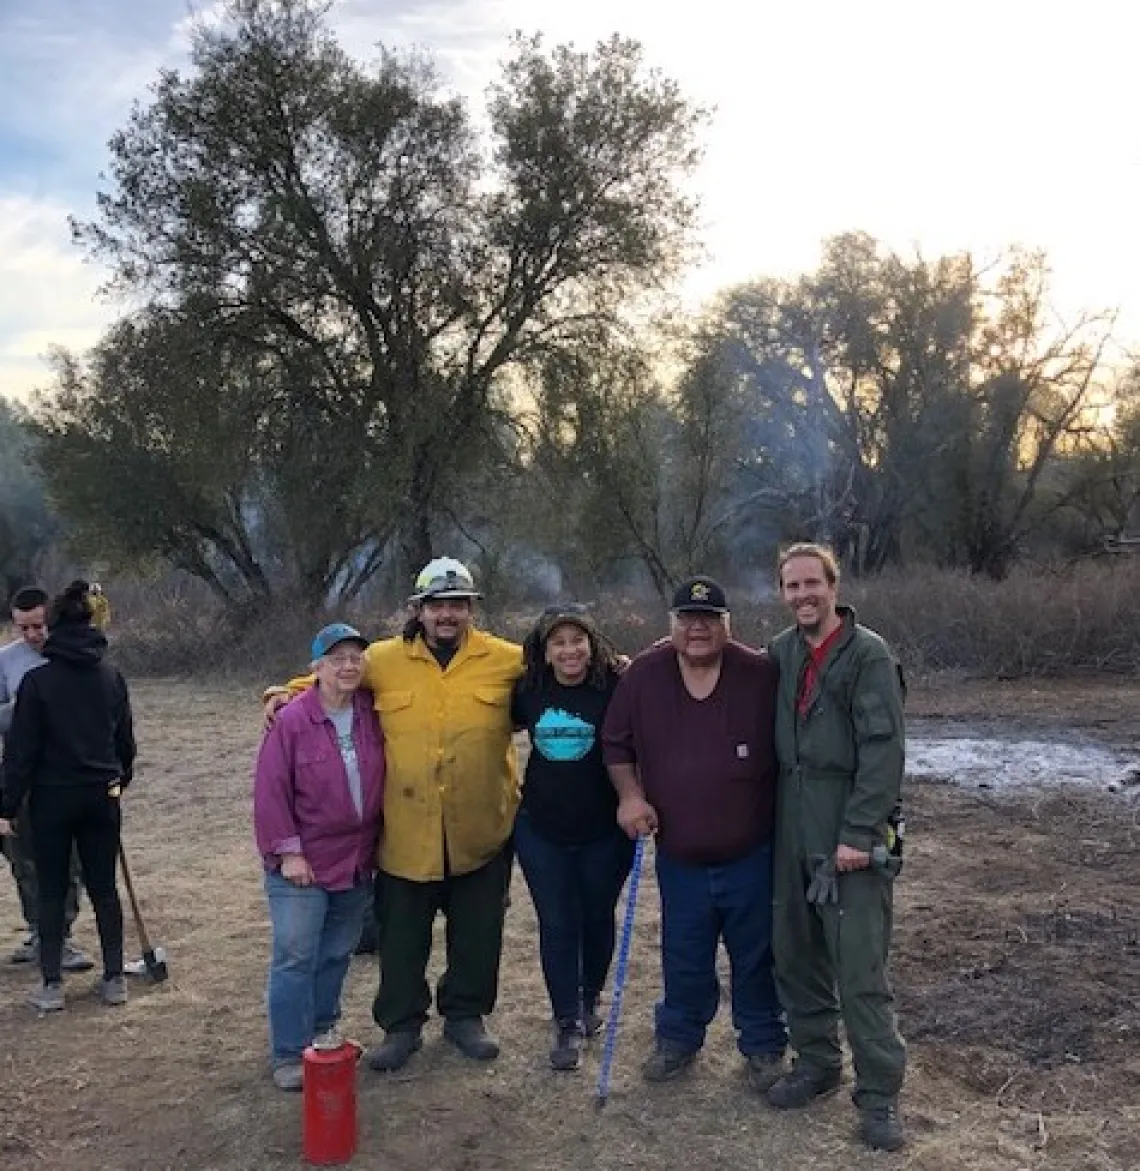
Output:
top-left (254, 623), bottom-right (385, 1091)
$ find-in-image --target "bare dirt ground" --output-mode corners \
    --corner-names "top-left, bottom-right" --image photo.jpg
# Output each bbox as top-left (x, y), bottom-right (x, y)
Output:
top-left (0, 676), bottom-right (1137, 1171)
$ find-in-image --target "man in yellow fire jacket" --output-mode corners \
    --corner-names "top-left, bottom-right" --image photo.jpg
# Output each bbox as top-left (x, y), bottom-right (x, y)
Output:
top-left (264, 557), bottom-right (522, 1072)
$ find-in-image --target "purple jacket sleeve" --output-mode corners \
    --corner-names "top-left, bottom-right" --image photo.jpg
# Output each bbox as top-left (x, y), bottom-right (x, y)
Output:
top-left (253, 717), bottom-right (302, 860)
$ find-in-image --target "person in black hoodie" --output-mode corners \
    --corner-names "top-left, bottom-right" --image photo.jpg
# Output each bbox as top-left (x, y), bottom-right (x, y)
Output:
top-left (0, 581), bottom-right (136, 1012)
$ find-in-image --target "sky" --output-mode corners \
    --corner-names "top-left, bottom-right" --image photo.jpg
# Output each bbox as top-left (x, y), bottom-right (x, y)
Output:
top-left (2, 0), bottom-right (1139, 401)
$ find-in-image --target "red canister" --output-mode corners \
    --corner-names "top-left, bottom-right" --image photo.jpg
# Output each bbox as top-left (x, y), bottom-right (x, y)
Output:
top-left (302, 1035), bottom-right (363, 1166)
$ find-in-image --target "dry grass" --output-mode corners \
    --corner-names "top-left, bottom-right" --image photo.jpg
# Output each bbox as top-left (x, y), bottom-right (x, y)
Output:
top-left (88, 556), bottom-right (1140, 680)
top-left (0, 678), bottom-right (1136, 1170)
top-left (512, 560), bottom-right (1140, 680)
top-left (844, 560), bottom-right (1140, 677)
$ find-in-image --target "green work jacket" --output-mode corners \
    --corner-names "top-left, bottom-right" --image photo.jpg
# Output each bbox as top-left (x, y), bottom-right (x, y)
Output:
top-left (768, 606), bottom-right (904, 859)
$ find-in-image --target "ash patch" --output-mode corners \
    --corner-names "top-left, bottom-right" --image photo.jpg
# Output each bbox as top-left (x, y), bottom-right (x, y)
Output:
top-left (906, 731), bottom-right (1136, 792)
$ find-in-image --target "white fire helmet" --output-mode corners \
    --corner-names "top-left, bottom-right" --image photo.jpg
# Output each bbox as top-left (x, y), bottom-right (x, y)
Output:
top-left (408, 557), bottom-right (483, 604)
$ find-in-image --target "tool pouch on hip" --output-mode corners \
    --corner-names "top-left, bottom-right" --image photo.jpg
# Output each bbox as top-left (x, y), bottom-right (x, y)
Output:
top-left (871, 804), bottom-right (905, 878)
top-left (885, 804), bottom-right (905, 860)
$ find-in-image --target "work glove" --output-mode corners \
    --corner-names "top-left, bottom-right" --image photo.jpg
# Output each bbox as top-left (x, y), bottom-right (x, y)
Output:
top-left (870, 845), bottom-right (902, 878)
top-left (806, 854), bottom-right (840, 905)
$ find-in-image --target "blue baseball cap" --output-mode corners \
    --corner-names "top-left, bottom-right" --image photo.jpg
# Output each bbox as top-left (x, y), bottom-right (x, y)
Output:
top-left (311, 623), bottom-right (368, 661)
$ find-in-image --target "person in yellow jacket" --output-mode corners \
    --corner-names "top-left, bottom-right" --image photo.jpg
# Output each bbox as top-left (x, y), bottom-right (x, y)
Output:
top-left (264, 558), bottom-right (522, 1071)
top-left (86, 582), bottom-right (111, 631)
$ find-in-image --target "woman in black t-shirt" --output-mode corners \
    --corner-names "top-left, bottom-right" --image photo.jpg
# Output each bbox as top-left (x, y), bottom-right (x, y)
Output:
top-left (511, 605), bottom-right (634, 1071)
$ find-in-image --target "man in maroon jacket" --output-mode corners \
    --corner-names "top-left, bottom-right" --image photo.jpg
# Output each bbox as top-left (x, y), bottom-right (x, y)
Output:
top-left (602, 577), bottom-right (786, 1087)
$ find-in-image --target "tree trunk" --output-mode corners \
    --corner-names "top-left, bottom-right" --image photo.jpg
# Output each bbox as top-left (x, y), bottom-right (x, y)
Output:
top-left (399, 510), bottom-right (433, 584)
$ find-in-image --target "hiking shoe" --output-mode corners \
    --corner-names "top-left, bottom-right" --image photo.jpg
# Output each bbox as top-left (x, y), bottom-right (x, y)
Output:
top-left (366, 1030), bottom-right (423, 1072)
top-left (859, 1102), bottom-right (906, 1151)
top-left (766, 1063), bottom-right (842, 1109)
top-left (272, 1062), bottom-right (304, 1092)
top-left (746, 1051), bottom-right (788, 1093)
top-left (312, 1025), bottom-right (340, 1048)
top-left (550, 1022), bottom-right (584, 1071)
top-left (29, 982), bottom-right (64, 1013)
top-left (582, 999), bottom-right (604, 1037)
top-left (443, 1017), bottom-right (500, 1061)
top-left (61, 940), bottom-right (95, 972)
top-left (100, 976), bottom-right (128, 1006)
top-left (9, 935), bottom-right (38, 964)
top-left (642, 1039), bottom-right (697, 1082)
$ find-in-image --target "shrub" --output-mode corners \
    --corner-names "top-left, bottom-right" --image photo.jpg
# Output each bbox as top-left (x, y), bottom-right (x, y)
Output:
top-left (844, 561), bottom-right (1140, 677)
top-left (88, 559), bottom-right (1140, 680)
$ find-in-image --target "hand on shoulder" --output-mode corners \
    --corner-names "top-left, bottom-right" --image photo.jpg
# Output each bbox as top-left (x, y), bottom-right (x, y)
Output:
top-left (262, 690), bottom-right (292, 729)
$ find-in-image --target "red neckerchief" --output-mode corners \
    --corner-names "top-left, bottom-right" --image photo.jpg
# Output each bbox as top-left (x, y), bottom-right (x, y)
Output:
top-left (797, 623), bottom-right (844, 716)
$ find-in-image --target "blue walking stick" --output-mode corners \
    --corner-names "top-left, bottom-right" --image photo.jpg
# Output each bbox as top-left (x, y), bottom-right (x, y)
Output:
top-left (595, 833), bottom-right (647, 1111)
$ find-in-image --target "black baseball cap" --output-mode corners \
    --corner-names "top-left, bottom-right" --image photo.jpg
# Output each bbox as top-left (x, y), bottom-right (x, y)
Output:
top-left (671, 576), bottom-right (729, 614)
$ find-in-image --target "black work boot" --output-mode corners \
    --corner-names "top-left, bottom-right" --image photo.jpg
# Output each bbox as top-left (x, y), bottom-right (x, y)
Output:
top-left (550, 1021), bottom-right (584, 1071)
top-left (642, 1039), bottom-right (697, 1082)
top-left (859, 1102), bottom-right (906, 1151)
top-left (367, 1029), bottom-right (423, 1072)
top-left (582, 997), bottom-right (604, 1037)
top-left (443, 1017), bottom-right (500, 1061)
top-left (766, 1062), bottom-right (842, 1109)
top-left (745, 1051), bottom-right (787, 1093)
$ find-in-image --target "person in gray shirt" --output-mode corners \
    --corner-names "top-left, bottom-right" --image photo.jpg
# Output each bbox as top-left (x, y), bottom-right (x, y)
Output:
top-left (0, 587), bottom-right (91, 971)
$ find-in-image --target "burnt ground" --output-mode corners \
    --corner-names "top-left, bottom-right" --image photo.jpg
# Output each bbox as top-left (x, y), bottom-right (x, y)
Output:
top-left (0, 676), bottom-right (1137, 1170)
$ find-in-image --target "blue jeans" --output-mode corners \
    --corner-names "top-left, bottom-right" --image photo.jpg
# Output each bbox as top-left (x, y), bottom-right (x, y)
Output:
top-left (654, 840), bottom-right (786, 1056)
top-left (265, 871), bottom-right (370, 1065)
top-left (514, 810), bottom-right (635, 1024)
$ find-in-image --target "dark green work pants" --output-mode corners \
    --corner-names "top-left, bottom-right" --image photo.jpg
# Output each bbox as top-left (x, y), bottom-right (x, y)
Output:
top-left (773, 850), bottom-right (906, 1107)
top-left (371, 846), bottom-right (512, 1034)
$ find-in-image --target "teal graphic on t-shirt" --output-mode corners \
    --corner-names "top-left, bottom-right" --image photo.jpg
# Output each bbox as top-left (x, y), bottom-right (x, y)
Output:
top-left (534, 707), bottom-right (595, 763)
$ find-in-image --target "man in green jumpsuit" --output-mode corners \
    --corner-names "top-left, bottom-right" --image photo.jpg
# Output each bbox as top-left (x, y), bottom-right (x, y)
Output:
top-left (765, 543), bottom-right (907, 1152)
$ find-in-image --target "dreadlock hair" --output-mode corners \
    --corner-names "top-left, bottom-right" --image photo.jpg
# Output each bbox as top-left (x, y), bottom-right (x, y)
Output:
top-left (518, 608), bottom-right (623, 697)
top-left (49, 580), bottom-right (94, 628)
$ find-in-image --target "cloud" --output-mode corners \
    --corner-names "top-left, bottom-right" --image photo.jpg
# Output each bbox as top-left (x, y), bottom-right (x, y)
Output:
top-left (0, 195), bottom-right (112, 401)
top-left (331, 0), bottom-right (519, 94)
top-left (3, 0), bottom-right (1139, 405)
top-left (0, 0), bottom-right (525, 403)
top-left (0, 4), bottom-right (179, 189)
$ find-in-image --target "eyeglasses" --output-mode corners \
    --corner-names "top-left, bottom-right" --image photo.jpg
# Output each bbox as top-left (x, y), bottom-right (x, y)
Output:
top-left (324, 652), bottom-right (364, 667)
top-left (672, 611), bottom-right (725, 625)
